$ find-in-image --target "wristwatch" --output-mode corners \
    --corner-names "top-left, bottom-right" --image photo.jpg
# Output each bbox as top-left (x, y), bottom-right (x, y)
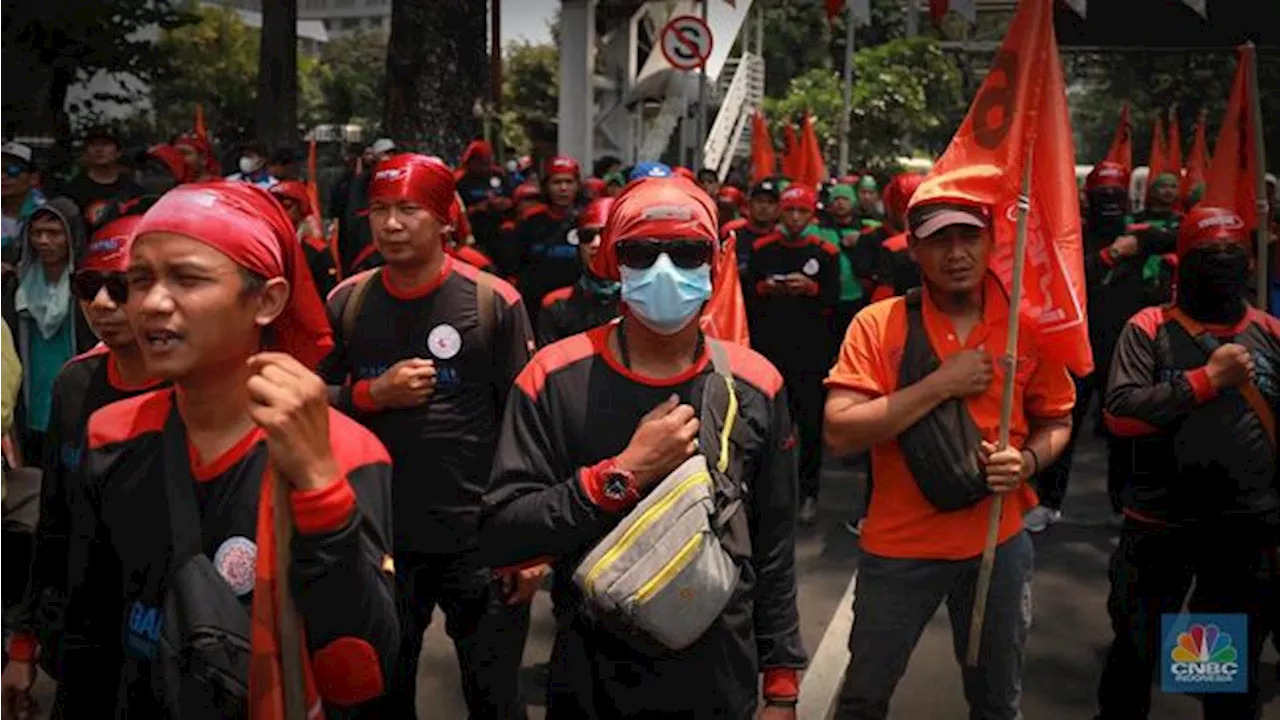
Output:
top-left (600, 460), bottom-right (638, 502)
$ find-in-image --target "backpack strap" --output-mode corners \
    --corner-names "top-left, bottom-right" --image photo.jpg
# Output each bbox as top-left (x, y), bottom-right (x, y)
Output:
top-left (1166, 306), bottom-right (1275, 447)
top-left (702, 339), bottom-right (743, 531)
top-left (341, 269), bottom-right (378, 343)
top-left (475, 271), bottom-right (496, 344)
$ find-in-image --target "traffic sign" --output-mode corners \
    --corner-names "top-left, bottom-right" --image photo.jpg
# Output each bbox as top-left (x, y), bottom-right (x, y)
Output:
top-left (660, 15), bottom-right (714, 71)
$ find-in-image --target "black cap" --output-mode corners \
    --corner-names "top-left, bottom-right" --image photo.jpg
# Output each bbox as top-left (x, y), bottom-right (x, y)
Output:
top-left (83, 125), bottom-right (120, 146)
top-left (750, 179), bottom-right (780, 199)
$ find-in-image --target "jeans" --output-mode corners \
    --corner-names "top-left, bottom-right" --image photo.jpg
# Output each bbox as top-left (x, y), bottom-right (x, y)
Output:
top-left (836, 532), bottom-right (1034, 720)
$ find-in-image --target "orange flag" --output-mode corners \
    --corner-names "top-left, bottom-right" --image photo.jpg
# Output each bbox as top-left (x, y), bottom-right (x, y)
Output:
top-left (1105, 102), bottom-right (1133, 174)
top-left (798, 113), bottom-right (828, 188)
top-left (909, 0), bottom-right (1091, 376)
top-left (782, 123), bottom-right (801, 179)
top-left (1147, 114), bottom-right (1168, 191)
top-left (1181, 109), bottom-right (1210, 203)
top-left (750, 110), bottom-right (777, 183)
top-left (1167, 110), bottom-right (1183, 178)
top-left (1203, 44), bottom-right (1260, 231)
top-left (195, 104), bottom-right (208, 140)
top-left (702, 230), bottom-right (751, 346)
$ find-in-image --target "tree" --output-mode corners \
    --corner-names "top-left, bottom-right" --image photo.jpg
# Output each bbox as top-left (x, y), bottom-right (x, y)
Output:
top-left (314, 31), bottom-right (388, 128)
top-left (502, 40), bottom-right (558, 155)
top-left (1, 0), bottom-right (189, 145)
top-left (150, 6), bottom-right (259, 142)
top-left (765, 38), bottom-right (965, 175)
top-left (384, 0), bottom-right (487, 162)
top-left (257, 0), bottom-right (299, 150)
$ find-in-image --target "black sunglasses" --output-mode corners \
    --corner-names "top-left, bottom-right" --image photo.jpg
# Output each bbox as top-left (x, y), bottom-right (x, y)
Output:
top-left (4, 163), bottom-right (30, 179)
top-left (72, 270), bottom-right (129, 304)
top-left (615, 239), bottom-right (713, 270)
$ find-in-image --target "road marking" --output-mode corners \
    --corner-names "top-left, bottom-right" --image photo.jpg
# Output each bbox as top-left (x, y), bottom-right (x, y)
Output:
top-left (798, 570), bottom-right (858, 720)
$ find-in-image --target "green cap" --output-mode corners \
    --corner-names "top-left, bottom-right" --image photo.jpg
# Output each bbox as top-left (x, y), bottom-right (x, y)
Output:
top-left (829, 184), bottom-right (857, 202)
top-left (603, 171), bottom-right (626, 186)
top-left (1151, 172), bottom-right (1179, 190)
top-left (858, 175), bottom-right (879, 192)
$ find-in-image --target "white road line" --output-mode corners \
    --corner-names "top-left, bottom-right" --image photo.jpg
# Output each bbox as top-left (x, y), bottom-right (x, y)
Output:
top-left (798, 570), bottom-right (858, 720)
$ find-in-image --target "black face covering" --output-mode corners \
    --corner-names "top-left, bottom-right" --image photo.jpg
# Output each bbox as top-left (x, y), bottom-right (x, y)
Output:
top-left (1086, 187), bottom-right (1128, 242)
top-left (1177, 246), bottom-right (1250, 325)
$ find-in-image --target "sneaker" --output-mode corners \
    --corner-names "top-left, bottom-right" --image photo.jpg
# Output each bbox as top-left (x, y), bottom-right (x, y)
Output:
top-left (1024, 505), bottom-right (1062, 533)
top-left (799, 497), bottom-right (819, 524)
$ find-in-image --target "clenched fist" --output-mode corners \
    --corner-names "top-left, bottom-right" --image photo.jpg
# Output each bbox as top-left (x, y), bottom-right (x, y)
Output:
top-left (1205, 343), bottom-right (1255, 391)
top-left (616, 394), bottom-right (700, 491)
top-left (247, 352), bottom-right (339, 492)
top-left (930, 349), bottom-right (994, 400)
top-left (371, 358), bottom-right (437, 409)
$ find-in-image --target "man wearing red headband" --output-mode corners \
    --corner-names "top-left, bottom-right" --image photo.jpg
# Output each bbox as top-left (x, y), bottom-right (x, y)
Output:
top-left (537, 196), bottom-right (620, 345)
top-left (746, 184), bottom-right (840, 524)
top-left (1096, 206), bottom-right (1279, 720)
top-left (482, 176), bottom-right (806, 718)
top-left (269, 180), bottom-right (339, 302)
top-left (848, 172), bottom-right (925, 304)
top-left (456, 139), bottom-right (513, 256)
top-left (318, 153), bottom-right (536, 719)
top-left (513, 155), bottom-right (584, 320)
top-left (173, 132), bottom-right (221, 183)
top-left (3, 198), bottom-right (164, 719)
top-left (51, 182), bottom-right (397, 717)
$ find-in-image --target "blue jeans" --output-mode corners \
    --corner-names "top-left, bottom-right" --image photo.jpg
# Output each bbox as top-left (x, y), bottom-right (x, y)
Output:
top-left (836, 531), bottom-right (1034, 720)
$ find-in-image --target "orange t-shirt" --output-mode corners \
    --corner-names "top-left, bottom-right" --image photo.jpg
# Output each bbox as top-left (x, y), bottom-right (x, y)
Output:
top-left (825, 277), bottom-right (1075, 560)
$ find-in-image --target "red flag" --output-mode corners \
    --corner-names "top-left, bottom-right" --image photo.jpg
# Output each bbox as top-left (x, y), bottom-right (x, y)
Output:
top-left (799, 113), bottom-right (828, 188)
top-left (1203, 44), bottom-right (1259, 231)
top-left (825, 0), bottom-right (844, 22)
top-left (909, 0), bottom-right (1091, 376)
top-left (1147, 114), bottom-right (1168, 191)
top-left (1181, 109), bottom-right (1210, 203)
top-left (1104, 102), bottom-right (1133, 175)
top-left (782, 123), bottom-right (801, 179)
top-left (195, 104), bottom-right (208, 140)
top-left (1167, 110), bottom-right (1183, 178)
top-left (702, 230), bottom-right (751, 346)
top-left (750, 110), bottom-right (777, 183)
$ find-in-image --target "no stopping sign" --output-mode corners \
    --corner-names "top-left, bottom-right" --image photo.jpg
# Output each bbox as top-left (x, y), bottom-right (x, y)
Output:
top-left (660, 15), bottom-right (713, 71)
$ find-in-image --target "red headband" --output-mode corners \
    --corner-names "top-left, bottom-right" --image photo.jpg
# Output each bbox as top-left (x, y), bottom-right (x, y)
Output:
top-left (148, 144), bottom-right (192, 184)
top-left (1086, 161), bottom-right (1128, 191)
top-left (1177, 206), bottom-right (1248, 258)
top-left (595, 177), bottom-right (718, 281)
top-left (83, 215), bottom-right (141, 272)
top-left (513, 183), bottom-right (541, 202)
top-left (882, 173), bottom-right (925, 227)
top-left (584, 177), bottom-right (607, 197)
top-left (578, 197), bottom-right (615, 230)
top-left (780, 185), bottom-right (817, 210)
top-left (131, 183), bottom-right (334, 368)
top-left (716, 186), bottom-right (744, 206)
top-left (368, 153), bottom-right (456, 221)
top-left (269, 180), bottom-right (313, 218)
top-left (544, 155), bottom-right (580, 179)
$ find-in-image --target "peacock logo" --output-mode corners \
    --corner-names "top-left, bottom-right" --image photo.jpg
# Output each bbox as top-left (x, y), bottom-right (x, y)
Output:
top-left (1168, 623), bottom-right (1239, 685)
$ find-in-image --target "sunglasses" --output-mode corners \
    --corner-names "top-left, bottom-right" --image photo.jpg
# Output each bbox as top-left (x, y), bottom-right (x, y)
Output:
top-left (4, 163), bottom-right (30, 179)
top-left (72, 270), bottom-right (129, 304)
top-left (615, 239), bottom-right (713, 270)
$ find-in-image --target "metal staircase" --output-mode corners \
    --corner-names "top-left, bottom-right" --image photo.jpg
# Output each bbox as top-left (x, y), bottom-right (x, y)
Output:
top-left (702, 52), bottom-right (764, 181)
top-left (638, 72), bottom-right (692, 162)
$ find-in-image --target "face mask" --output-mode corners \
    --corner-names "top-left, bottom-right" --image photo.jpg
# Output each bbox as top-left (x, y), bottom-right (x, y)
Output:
top-left (238, 156), bottom-right (262, 175)
top-left (1177, 247), bottom-right (1250, 324)
top-left (620, 253), bottom-right (712, 335)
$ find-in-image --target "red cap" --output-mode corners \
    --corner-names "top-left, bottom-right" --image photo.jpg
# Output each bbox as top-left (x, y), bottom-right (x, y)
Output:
top-left (779, 185), bottom-right (817, 211)
top-left (131, 182), bottom-right (334, 368)
top-left (513, 183), bottom-right (541, 202)
top-left (269, 180), bottom-right (313, 218)
top-left (147, 144), bottom-right (192, 184)
top-left (840, 174), bottom-right (861, 186)
top-left (716, 186), bottom-right (744, 206)
top-left (367, 153), bottom-right (456, 222)
top-left (1086, 161), bottom-right (1128, 191)
top-left (544, 155), bottom-right (580, 179)
top-left (584, 177), bottom-right (607, 197)
top-left (882, 173), bottom-right (925, 229)
top-left (1177, 205), bottom-right (1248, 258)
top-left (578, 197), bottom-right (615, 231)
top-left (595, 177), bottom-right (718, 281)
top-left (83, 215), bottom-right (141, 272)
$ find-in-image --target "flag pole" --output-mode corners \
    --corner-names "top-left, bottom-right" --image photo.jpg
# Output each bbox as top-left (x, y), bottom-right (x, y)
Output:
top-left (838, 3), bottom-right (855, 177)
top-left (1245, 42), bottom-right (1269, 312)
top-left (966, 157), bottom-right (1034, 668)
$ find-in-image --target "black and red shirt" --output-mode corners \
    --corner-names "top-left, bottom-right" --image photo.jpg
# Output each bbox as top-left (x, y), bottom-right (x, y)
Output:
top-left (536, 280), bottom-right (620, 347)
top-left (513, 202), bottom-right (581, 319)
top-left (732, 221), bottom-right (778, 277)
top-left (745, 230), bottom-right (841, 370)
top-left (76, 388), bottom-right (398, 715)
top-left (320, 256), bottom-right (534, 553)
top-left (480, 324), bottom-right (806, 715)
top-left (1105, 306), bottom-right (1280, 524)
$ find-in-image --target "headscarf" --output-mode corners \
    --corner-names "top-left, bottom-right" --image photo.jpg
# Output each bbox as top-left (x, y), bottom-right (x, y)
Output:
top-left (1177, 205), bottom-right (1248, 259)
top-left (512, 183), bottom-right (542, 203)
top-left (268, 180), bottom-right (314, 219)
top-left (544, 155), bottom-right (580, 179)
top-left (578, 196), bottom-right (615, 231)
top-left (594, 176), bottom-right (718, 282)
top-left (366, 153), bottom-right (456, 222)
top-left (780, 185), bottom-right (817, 211)
top-left (1085, 161), bottom-right (1128, 192)
top-left (83, 215), bottom-right (141, 272)
top-left (174, 132), bottom-right (220, 178)
top-left (146, 144), bottom-right (193, 184)
top-left (584, 177), bottom-right (607, 198)
top-left (14, 199), bottom-right (84, 339)
top-left (881, 173), bottom-right (925, 231)
top-left (131, 182), bottom-right (333, 368)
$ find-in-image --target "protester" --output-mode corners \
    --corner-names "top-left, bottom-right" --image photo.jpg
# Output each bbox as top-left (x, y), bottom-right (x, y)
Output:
top-left (173, 132), bottom-right (221, 183)
top-left (735, 179), bottom-right (783, 277)
top-left (266, 147), bottom-right (299, 181)
top-left (537, 196), bottom-right (620, 345)
top-left (25, 182), bottom-right (397, 717)
top-left (341, 138), bottom-right (397, 275)
top-left (225, 141), bottom-right (277, 187)
top-left (456, 139), bottom-right (512, 256)
top-left (1131, 171), bottom-right (1183, 305)
top-left (716, 185), bottom-right (744, 226)
top-left (747, 184), bottom-right (840, 523)
top-left (1095, 205), bottom-right (1278, 720)
top-left (825, 199), bottom-right (1074, 720)
top-left (816, 183), bottom-right (872, 338)
top-left (697, 167), bottom-right (722, 199)
top-left (3, 198), bottom-right (164, 718)
top-left (854, 175), bottom-right (884, 223)
top-left (851, 172), bottom-right (924, 303)
top-left (137, 144), bottom-right (192, 196)
top-left (270, 179), bottom-right (339, 302)
top-left (2, 198), bottom-right (97, 464)
top-left (481, 175), bottom-right (806, 717)
top-left (319, 153), bottom-right (536, 719)
top-left (1, 142), bottom-right (46, 268)
top-left (514, 156), bottom-right (584, 321)
top-left (58, 126), bottom-right (141, 226)
top-left (602, 171), bottom-right (626, 197)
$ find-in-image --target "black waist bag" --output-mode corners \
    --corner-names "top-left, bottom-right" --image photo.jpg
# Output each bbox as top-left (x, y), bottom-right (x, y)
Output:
top-left (151, 408), bottom-right (252, 719)
top-left (895, 290), bottom-right (992, 512)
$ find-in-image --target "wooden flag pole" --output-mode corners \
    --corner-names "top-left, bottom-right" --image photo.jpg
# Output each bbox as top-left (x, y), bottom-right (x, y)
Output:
top-left (1245, 42), bottom-right (1270, 312)
top-left (966, 158), bottom-right (1034, 668)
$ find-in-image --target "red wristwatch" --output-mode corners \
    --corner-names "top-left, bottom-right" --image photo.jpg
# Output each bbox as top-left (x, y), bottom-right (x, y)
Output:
top-left (599, 459), bottom-right (638, 502)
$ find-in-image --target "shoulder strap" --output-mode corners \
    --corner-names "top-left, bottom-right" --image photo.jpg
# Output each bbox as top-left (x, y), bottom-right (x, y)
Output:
top-left (341, 269), bottom-right (378, 343)
top-left (704, 339), bottom-right (737, 476)
top-left (161, 403), bottom-right (204, 565)
top-left (1167, 306), bottom-right (1275, 447)
top-left (475, 271), bottom-right (496, 343)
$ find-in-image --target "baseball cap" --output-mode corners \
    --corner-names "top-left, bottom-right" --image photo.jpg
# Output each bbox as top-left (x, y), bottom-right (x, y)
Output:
top-left (749, 179), bottom-right (780, 199)
top-left (909, 202), bottom-right (988, 239)
top-left (2, 141), bottom-right (33, 165)
top-left (629, 162), bottom-right (671, 181)
top-left (83, 125), bottom-right (121, 146)
top-left (371, 138), bottom-right (396, 155)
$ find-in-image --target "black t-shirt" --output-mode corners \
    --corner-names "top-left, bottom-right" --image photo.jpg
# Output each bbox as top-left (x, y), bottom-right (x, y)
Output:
top-left (536, 281), bottom-right (620, 347)
top-left (320, 257), bottom-right (535, 553)
top-left (745, 231), bottom-right (841, 370)
top-left (59, 172), bottom-right (143, 226)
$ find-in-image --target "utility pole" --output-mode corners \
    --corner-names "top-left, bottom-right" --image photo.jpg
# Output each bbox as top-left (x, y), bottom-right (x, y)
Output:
top-left (490, 0), bottom-right (503, 164)
top-left (905, 0), bottom-right (918, 37)
top-left (838, 7), bottom-right (855, 176)
top-left (695, 0), bottom-right (709, 172)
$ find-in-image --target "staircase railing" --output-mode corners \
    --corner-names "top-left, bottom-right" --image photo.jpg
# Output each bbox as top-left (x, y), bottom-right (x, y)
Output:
top-left (702, 52), bottom-right (764, 181)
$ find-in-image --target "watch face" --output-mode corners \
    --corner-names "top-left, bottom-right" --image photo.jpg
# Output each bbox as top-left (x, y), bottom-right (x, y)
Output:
top-left (603, 473), bottom-right (630, 501)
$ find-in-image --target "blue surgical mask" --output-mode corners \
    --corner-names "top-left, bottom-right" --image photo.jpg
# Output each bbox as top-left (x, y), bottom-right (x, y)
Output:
top-left (620, 253), bottom-right (712, 335)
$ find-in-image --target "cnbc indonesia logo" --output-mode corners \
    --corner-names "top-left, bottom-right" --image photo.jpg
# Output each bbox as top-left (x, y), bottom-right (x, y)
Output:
top-left (1168, 623), bottom-right (1240, 686)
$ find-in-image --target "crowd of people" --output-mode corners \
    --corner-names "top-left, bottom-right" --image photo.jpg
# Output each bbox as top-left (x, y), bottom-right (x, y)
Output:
top-left (0, 112), bottom-right (1275, 720)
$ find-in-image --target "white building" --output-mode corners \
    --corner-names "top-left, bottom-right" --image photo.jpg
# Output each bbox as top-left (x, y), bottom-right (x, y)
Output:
top-left (298, 0), bottom-right (391, 38)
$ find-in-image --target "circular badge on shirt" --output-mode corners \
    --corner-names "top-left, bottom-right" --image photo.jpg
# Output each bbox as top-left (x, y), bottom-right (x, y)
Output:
top-left (427, 323), bottom-right (463, 360)
top-left (489, 176), bottom-right (503, 189)
top-left (214, 536), bottom-right (257, 596)
top-left (802, 258), bottom-right (820, 277)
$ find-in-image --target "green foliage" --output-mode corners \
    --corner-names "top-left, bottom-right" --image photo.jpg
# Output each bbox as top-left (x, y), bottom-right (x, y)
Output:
top-left (764, 38), bottom-right (965, 173)
top-left (502, 40), bottom-right (558, 154)
top-left (312, 31), bottom-right (387, 127)
top-left (150, 5), bottom-right (259, 140)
